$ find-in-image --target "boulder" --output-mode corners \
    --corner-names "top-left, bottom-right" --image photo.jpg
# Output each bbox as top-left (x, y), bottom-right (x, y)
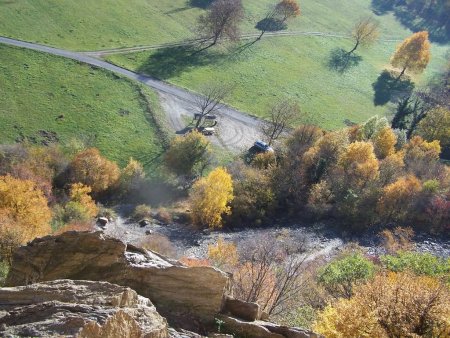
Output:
top-left (222, 296), bottom-right (260, 321)
top-left (0, 279), bottom-right (168, 337)
top-left (215, 315), bottom-right (323, 338)
top-left (215, 315), bottom-right (284, 338)
top-left (169, 328), bottom-right (204, 337)
top-left (139, 219), bottom-right (151, 227)
top-left (5, 231), bottom-right (232, 327)
top-left (97, 217), bottom-right (109, 227)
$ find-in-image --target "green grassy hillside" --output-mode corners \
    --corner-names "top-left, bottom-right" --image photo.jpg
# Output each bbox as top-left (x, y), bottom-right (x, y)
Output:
top-left (0, 0), bottom-right (437, 51)
top-left (0, 0), bottom-right (448, 130)
top-left (106, 35), bottom-right (448, 129)
top-left (0, 0), bottom-right (201, 50)
top-left (0, 45), bottom-right (164, 171)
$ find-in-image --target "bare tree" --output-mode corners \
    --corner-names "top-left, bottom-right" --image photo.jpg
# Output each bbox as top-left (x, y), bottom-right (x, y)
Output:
top-left (347, 16), bottom-right (379, 55)
top-left (192, 83), bottom-right (233, 128)
top-left (233, 234), bottom-right (311, 316)
top-left (196, 0), bottom-right (244, 52)
top-left (260, 99), bottom-right (299, 146)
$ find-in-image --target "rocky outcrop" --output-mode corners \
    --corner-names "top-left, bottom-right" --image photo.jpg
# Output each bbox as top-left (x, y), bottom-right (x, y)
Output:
top-left (0, 279), bottom-right (168, 337)
top-left (5, 231), bottom-right (231, 327)
top-left (4, 231), bottom-right (322, 338)
top-left (222, 296), bottom-right (260, 321)
top-left (216, 315), bottom-right (322, 338)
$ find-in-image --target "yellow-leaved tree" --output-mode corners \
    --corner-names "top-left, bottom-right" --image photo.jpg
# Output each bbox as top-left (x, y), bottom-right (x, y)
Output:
top-left (68, 183), bottom-right (98, 219)
top-left (314, 272), bottom-right (450, 338)
top-left (0, 175), bottom-right (51, 260)
top-left (390, 31), bottom-right (431, 79)
top-left (338, 141), bottom-right (379, 188)
top-left (190, 167), bottom-right (233, 228)
top-left (377, 175), bottom-right (422, 222)
top-left (372, 126), bottom-right (397, 159)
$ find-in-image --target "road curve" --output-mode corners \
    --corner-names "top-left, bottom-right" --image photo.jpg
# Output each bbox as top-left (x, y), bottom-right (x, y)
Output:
top-left (0, 36), bottom-right (262, 151)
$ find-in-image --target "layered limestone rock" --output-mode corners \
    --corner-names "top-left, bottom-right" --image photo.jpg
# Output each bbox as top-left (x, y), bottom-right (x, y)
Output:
top-left (222, 296), bottom-right (260, 321)
top-left (216, 315), bottom-right (323, 338)
top-left (4, 231), bottom-right (322, 338)
top-left (0, 279), bottom-right (168, 337)
top-left (5, 231), bottom-right (231, 326)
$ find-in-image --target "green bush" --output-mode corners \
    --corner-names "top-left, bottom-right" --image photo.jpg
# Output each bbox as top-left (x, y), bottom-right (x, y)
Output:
top-left (381, 251), bottom-right (450, 277)
top-left (318, 253), bottom-right (375, 299)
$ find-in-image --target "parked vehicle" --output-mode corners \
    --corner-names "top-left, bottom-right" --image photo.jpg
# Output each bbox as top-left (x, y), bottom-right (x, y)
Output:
top-left (253, 140), bottom-right (274, 152)
top-left (201, 127), bottom-right (215, 136)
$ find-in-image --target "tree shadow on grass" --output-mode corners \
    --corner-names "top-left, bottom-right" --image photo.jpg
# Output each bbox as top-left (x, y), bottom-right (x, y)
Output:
top-left (371, 0), bottom-right (449, 43)
top-left (256, 17), bottom-right (287, 32)
top-left (327, 48), bottom-right (362, 73)
top-left (372, 70), bottom-right (415, 106)
top-left (188, 0), bottom-right (214, 9)
top-left (137, 45), bottom-right (226, 80)
top-left (370, 0), bottom-right (393, 15)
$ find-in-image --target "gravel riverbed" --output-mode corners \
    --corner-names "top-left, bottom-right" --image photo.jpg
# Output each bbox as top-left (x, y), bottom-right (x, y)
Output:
top-left (102, 215), bottom-right (450, 260)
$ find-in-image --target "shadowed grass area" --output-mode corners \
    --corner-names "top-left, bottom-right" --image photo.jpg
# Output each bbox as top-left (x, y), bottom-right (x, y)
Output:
top-left (371, 0), bottom-right (449, 43)
top-left (0, 45), bottom-right (165, 173)
top-left (372, 70), bottom-right (415, 106)
top-left (137, 45), bottom-right (228, 80)
top-left (328, 48), bottom-right (363, 73)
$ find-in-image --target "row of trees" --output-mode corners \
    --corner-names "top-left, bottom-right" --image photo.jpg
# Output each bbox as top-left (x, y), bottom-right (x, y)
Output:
top-left (197, 0), bottom-right (432, 80)
top-left (164, 112), bottom-right (450, 233)
top-left (196, 0), bottom-right (301, 51)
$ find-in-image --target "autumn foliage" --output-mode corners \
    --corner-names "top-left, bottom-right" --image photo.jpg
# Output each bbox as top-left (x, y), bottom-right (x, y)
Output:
top-left (0, 175), bottom-right (51, 260)
top-left (275, 0), bottom-right (301, 22)
top-left (68, 148), bottom-right (120, 194)
top-left (190, 167), bottom-right (234, 228)
top-left (391, 31), bottom-right (431, 78)
top-left (377, 175), bottom-right (422, 222)
top-left (0, 175), bottom-right (51, 243)
top-left (314, 272), bottom-right (450, 338)
top-left (207, 237), bottom-right (238, 269)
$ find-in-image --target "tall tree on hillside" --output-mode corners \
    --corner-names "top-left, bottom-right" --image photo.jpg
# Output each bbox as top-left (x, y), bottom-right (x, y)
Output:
top-left (390, 31), bottom-right (431, 80)
top-left (347, 16), bottom-right (379, 55)
top-left (260, 99), bottom-right (299, 146)
top-left (196, 0), bottom-right (244, 52)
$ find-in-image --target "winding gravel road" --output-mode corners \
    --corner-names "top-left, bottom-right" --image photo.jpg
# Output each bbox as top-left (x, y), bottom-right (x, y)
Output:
top-left (0, 36), bottom-right (262, 151)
